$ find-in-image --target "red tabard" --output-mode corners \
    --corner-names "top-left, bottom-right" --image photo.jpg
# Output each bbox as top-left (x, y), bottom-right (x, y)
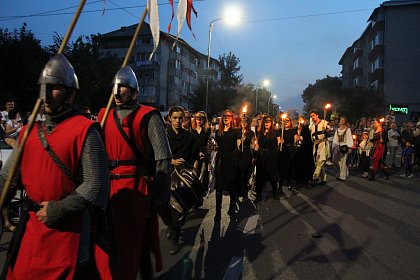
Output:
top-left (96, 106), bottom-right (163, 280)
top-left (7, 115), bottom-right (94, 280)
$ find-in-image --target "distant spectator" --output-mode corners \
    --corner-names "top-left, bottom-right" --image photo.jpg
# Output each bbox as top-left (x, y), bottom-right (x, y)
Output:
top-left (4, 110), bottom-right (23, 139)
top-left (400, 140), bottom-right (415, 178)
top-left (387, 122), bottom-right (400, 168)
top-left (386, 110), bottom-right (395, 125)
top-left (1, 99), bottom-right (18, 122)
top-left (359, 131), bottom-right (373, 178)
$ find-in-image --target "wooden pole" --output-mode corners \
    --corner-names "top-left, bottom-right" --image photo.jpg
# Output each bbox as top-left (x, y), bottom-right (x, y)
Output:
top-left (100, 7), bottom-right (148, 129)
top-left (0, 0), bottom-right (87, 210)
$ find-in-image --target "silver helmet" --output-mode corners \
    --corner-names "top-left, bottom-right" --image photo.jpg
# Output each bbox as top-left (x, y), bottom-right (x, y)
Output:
top-left (38, 54), bottom-right (79, 99)
top-left (111, 66), bottom-right (139, 93)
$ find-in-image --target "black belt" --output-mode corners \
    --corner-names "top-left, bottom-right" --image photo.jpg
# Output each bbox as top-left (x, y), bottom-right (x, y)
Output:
top-left (109, 172), bottom-right (150, 180)
top-left (109, 159), bottom-right (142, 169)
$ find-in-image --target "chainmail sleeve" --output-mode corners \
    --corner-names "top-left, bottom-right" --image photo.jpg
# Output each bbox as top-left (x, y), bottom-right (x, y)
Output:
top-left (75, 125), bottom-right (110, 209)
top-left (148, 112), bottom-right (172, 201)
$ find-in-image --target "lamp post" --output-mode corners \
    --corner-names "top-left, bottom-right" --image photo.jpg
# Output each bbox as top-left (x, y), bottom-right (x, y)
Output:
top-left (268, 94), bottom-right (277, 115)
top-left (205, 18), bottom-right (221, 114)
top-left (205, 7), bottom-right (241, 114)
top-left (255, 79), bottom-right (269, 113)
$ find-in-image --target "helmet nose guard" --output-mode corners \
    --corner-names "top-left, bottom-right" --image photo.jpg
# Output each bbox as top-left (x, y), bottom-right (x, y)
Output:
top-left (111, 66), bottom-right (139, 94)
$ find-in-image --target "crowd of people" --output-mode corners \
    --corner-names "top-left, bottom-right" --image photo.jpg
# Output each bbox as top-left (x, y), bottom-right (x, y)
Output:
top-left (1, 57), bottom-right (420, 279)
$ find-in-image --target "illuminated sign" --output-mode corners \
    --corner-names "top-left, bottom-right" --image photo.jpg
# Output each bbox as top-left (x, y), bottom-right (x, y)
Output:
top-left (389, 104), bottom-right (408, 114)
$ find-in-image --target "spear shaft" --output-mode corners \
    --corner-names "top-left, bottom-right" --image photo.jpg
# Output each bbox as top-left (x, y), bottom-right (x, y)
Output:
top-left (100, 7), bottom-right (148, 129)
top-left (0, 0), bottom-right (87, 210)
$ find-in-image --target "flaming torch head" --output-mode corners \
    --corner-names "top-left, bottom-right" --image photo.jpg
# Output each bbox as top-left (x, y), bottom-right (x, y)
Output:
top-left (379, 117), bottom-right (385, 123)
top-left (240, 105), bottom-right (249, 124)
top-left (324, 103), bottom-right (332, 110)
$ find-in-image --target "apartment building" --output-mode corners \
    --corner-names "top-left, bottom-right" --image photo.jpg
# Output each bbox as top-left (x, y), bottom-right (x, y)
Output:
top-left (99, 22), bottom-right (221, 111)
top-left (339, 0), bottom-right (420, 122)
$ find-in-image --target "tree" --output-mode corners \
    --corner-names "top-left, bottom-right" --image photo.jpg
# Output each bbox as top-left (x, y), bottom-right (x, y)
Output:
top-left (219, 52), bottom-right (243, 89)
top-left (0, 23), bottom-right (49, 113)
top-left (301, 76), bottom-right (342, 116)
top-left (301, 75), bottom-right (388, 123)
top-left (191, 52), bottom-right (246, 116)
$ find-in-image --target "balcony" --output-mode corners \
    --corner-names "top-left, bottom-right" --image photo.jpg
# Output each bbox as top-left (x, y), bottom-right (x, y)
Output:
top-left (369, 45), bottom-right (384, 61)
top-left (351, 67), bottom-right (363, 78)
top-left (370, 68), bottom-right (384, 83)
top-left (353, 48), bottom-right (363, 60)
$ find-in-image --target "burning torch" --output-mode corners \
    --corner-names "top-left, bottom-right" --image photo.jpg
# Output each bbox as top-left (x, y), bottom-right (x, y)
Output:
top-left (280, 113), bottom-right (287, 151)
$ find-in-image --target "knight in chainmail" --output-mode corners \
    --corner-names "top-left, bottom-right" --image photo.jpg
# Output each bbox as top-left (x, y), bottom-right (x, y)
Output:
top-left (96, 66), bottom-right (172, 280)
top-left (0, 54), bottom-right (110, 279)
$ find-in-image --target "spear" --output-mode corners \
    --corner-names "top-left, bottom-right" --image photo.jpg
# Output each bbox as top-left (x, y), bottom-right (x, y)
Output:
top-left (0, 0), bottom-right (87, 210)
top-left (100, 8), bottom-right (148, 129)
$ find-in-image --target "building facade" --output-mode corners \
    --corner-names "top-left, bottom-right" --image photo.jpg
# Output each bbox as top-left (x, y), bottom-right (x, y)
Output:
top-left (100, 22), bottom-right (221, 111)
top-left (339, 0), bottom-right (420, 122)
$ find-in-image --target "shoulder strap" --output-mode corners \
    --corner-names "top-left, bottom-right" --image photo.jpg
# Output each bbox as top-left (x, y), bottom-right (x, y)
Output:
top-left (112, 107), bottom-right (142, 157)
top-left (37, 122), bottom-right (79, 185)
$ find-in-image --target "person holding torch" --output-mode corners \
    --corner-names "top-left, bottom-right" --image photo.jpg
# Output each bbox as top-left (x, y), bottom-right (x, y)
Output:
top-left (368, 118), bottom-right (390, 180)
top-left (237, 106), bottom-right (256, 198)
top-left (309, 107), bottom-right (331, 186)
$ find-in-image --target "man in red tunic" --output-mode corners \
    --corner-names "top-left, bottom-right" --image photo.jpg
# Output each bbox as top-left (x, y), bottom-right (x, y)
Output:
top-left (97, 66), bottom-right (172, 279)
top-left (0, 54), bottom-right (110, 279)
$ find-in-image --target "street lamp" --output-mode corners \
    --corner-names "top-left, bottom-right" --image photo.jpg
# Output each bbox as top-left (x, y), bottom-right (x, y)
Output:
top-left (268, 94), bottom-right (277, 115)
top-left (205, 7), bottom-right (241, 114)
top-left (255, 79), bottom-right (269, 113)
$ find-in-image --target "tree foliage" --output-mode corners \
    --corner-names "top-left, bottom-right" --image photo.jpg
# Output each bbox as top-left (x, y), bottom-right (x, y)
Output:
top-left (301, 75), bottom-right (387, 123)
top-left (0, 24), bottom-right (120, 115)
top-left (219, 52), bottom-right (243, 89)
top-left (0, 23), bottom-right (49, 113)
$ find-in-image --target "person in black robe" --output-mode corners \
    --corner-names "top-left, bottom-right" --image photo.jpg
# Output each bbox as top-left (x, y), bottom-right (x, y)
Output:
top-left (255, 115), bottom-right (280, 200)
top-left (166, 106), bottom-right (200, 254)
top-left (293, 117), bottom-right (315, 183)
top-left (237, 112), bottom-right (256, 198)
top-left (278, 116), bottom-right (297, 195)
top-left (192, 111), bottom-right (211, 191)
top-left (214, 109), bottom-right (240, 222)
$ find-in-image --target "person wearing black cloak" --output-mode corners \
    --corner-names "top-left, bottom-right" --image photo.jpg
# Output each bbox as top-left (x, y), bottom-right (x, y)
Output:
top-left (237, 112), bottom-right (256, 198)
top-left (255, 115), bottom-right (281, 200)
top-left (166, 106), bottom-right (200, 254)
top-left (293, 116), bottom-right (315, 183)
top-left (278, 116), bottom-right (298, 195)
top-left (214, 109), bottom-right (240, 222)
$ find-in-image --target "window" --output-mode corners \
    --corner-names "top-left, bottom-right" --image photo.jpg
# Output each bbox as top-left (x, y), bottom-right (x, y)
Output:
top-left (136, 52), bottom-right (147, 61)
top-left (353, 76), bottom-right (362, 87)
top-left (142, 37), bottom-right (152, 45)
top-left (169, 75), bottom-right (181, 85)
top-left (353, 58), bottom-right (361, 70)
top-left (371, 31), bottom-right (384, 49)
top-left (371, 56), bottom-right (384, 72)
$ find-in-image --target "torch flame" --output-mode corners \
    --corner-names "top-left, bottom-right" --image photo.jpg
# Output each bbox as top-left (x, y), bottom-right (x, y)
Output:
top-left (242, 105), bottom-right (247, 113)
top-left (281, 113), bottom-right (287, 119)
top-left (379, 117), bottom-right (385, 123)
top-left (325, 103), bottom-right (332, 109)
top-left (352, 135), bottom-right (356, 139)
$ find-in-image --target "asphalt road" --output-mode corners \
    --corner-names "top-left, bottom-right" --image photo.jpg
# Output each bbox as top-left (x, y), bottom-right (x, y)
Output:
top-left (2, 164), bottom-right (420, 280)
top-left (155, 164), bottom-right (420, 280)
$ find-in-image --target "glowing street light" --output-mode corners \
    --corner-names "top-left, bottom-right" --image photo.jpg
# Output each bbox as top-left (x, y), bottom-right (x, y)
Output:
top-left (267, 94), bottom-right (277, 115)
top-left (205, 7), bottom-right (242, 114)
